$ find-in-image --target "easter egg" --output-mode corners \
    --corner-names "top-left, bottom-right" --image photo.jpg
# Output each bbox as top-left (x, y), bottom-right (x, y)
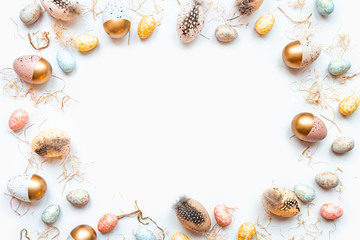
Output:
top-left (215, 25), bottom-right (238, 43)
top-left (238, 222), bottom-right (256, 240)
top-left (102, 0), bottom-right (131, 39)
top-left (255, 13), bottom-right (275, 35)
top-left (316, 0), bottom-right (334, 16)
top-left (171, 232), bottom-right (189, 240)
top-left (31, 129), bottom-right (71, 158)
top-left (135, 228), bottom-right (157, 240)
top-left (263, 187), bottom-right (301, 217)
top-left (9, 109), bottom-right (28, 131)
top-left (138, 16), bottom-right (157, 39)
top-left (75, 34), bottom-right (98, 52)
top-left (328, 59), bottom-right (351, 76)
top-left (97, 213), bottom-right (118, 233)
top-left (57, 50), bottom-right (76, 73)
top-left (66, 189), bottom-right (90, 207)
top-left (13, 55), bottom-right (52, 84)
top-left (174, 196), bottom-right (211, 232)
top-left (332, 136), bottom-right (355, 154)
top-left (19, 3), bottom-right (42, 25)
top-left (321, 203), bottom-right (343, 220)
top-left (7, 174), bottom-right (47, 202)
top-left (68, 225), bottom-right (97, 240)
top-left (214, 204), bottom-right (232, 227)
top-left (282, 40), bottom-right (321, 68)
top-left (40, 0), bottom-right (81, 21)
top-left (293, 184), bottom-right (316, 203)
top-left (338, 95), bottom-right (360, 116)
top-left (41, 204), bottom-right (60, 225)
top-left (236, 0), bottom-right (264, 16)
top-left (291, 112), bottom-right (327, 142)
top-left (177, 0), bottom-right (207, 43)
top-left (315, 172), bottom-right (339, 189)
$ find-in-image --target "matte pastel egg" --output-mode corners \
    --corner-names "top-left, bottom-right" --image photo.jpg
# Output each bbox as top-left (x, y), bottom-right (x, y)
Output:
top-left (19, 3), bottom-right (42, 25)
top-left (171, 232), bottom-right (190, 240)
top-left (338, 96), bottom-right (360, 116)
top-left (255, 13), bottom-right (275, 35)
top-left (283, 40), bottom-right (321, 68)
top-left (332, 136), bottom-right (355, 154)
top-left (328, 59), bottom-right (351, 76)
top-left (102, 0), bottom-right (131, 39)
top-left (291, 113), bottom-right (327, 142)
top-left (135, 228), bottom-right (157, 240)
top-left (138, 15), bottom-right (157, 39)
top-left (57, 50), bottom-right (76, 73)
top-left (13, 55), bottom-right (52, 84)
top-left (214, 204), bottom-right (232, 227)
top-left (263, 187), bottom-right (301, 217)
top-left (315, 172), bottom-right (339, 189)
top-left (321, 203), bottom-right (343, 220)
top-left (66, 189), bottom-right (90, 207)
top-left (40, 0), bottom-right (81, 21)
top-left (68, 225), bottom-right (97, 240)
top-left (41, 204), bottom-right (60, 224)
top-left (316, 0), bottom-right (334, 16)
top-left (215, 25), bottom-right (238, 43)
top-left (238, 222), bottom-right (256, 240)
top-left (75, 34), bottom-right (98, 52)
top-left (7, 174), bottom-right (47, 202)
top-left (293, 184), bottom-right (316, 203)
top-left (97, 213), bottom-right (118, 233)
top-left (9, 109), bottom-right (28, 131)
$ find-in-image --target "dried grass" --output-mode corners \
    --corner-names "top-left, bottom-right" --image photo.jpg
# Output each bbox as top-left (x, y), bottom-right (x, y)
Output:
top-left (205, 224), bottom-right (225, 240)
top-left (37, 226), bottom-right (60, 240)
top-left (83, 0), bottom-right (103, 20)
top-left (52, 20), bottom-right (74, 47)
top-left (28, 32), bottom-right (50, 50)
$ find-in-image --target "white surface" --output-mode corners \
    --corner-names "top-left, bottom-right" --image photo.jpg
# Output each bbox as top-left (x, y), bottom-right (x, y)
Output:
top-left (1, 0), bottom-right (360, 239)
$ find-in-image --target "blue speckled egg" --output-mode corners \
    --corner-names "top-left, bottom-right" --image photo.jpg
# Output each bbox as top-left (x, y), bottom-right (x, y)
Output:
top-left (328, 59), bottom-right (351, 76)
top-left (56, 50), bottom-right (76, 73)
top-left (294, 184), bottom-right (316, 203)
top-left (135, 228), bottom-right (157, 240)
top-left (41, 204), bottom-right (60, 224)
top-left (19, 3), bottom-right (42, 25)
top-left (316, 0), bottom-right (334, 16)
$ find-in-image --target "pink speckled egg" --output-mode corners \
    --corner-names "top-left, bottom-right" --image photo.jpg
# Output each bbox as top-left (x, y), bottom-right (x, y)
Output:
top-left (13, 55), bottom-right (52, 84)
top-left (40, 0), bottom-right (81, 21)
top-left (291, 112), bottom-right (327, 142)
top-left (9, 109), bottom-right (28, 130)
top-left (321, 203), bottom-right (343, 220)
top-left (214, 204), bottom-right (232, 227)
top-left (98, 212), bottom-right (118, 233)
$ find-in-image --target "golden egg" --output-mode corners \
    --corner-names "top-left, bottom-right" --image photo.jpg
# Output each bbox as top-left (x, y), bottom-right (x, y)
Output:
top-left (291, 112), bottom-right (314, 140)
top-left (282, 40), bottom-right (303, 68)
top-left (103, 19), bottom-right (131, 39)
top-left (69, 225), bottom-right (97, 240)
top-left (171, 232), bottom-right (190, 240)
top-left (32, 58), bottom-right (52, 84)
top-left (238, 222), bottom-right (256, 240)
top-left (28, 174), bottom-right (47, 201)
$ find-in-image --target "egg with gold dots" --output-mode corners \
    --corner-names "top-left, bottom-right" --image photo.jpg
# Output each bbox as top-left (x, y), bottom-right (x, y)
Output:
top-left (13, 55), bottom-right (52, 84)
top-left (282, 40), bottom-right (321, 68)
top-left (68, 225), bottom-right (97, 240)
top-left (7, 174), bottom-right (47, 202)
top-left (102, 0), bottom-right (131, 39)
top-left (291, 112), bottom-right (327, 142)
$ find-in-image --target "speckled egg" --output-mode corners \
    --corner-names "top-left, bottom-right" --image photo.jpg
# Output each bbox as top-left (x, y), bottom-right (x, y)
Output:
top-left (263, 187), bottom-right (301, 217)
top-left (7, 174), bottom-right (47, 202)
top-left (328, 59), bottom-right (351, 76)
top-left (40, 0), bottom-right (81, 21)
top-left (215, 25), bottom-right (238, 43)
top-left (293, 184), bottom-right (316, 203)
top-left (19, 3), bottom-right (42, 25)
top-left (66, 189), bottom-right (90, 207)
top-left (102, 0), bottom-right (131, 39)
top-left (283, 40), bottom-right (321, 68)
top-left (214, 204), bottom-right (232, 227)
top-left (316, 0), bottom-right (334, 16)
top-left (177, 0), bottom-right (207, 43)
top-left (41, 204), bottom-right (60, 224)
top-left (171, 232), bottom-right (189, 240)
top-left (291, 112), bottom-right (327, 142)
top-left (321, 203), bottom-right (343, 220)
top-left (255, 13), bottom-right (275, 35)
top-left (238, 222), bottom-right (256, 240)
top-left (332, 136), bottom-right (355, 154)
top-left (315, 172), bottom-right (339, 189)
top-left (138, 16), bottom-right (157, 39)
top-left (31, 129), bottom-right (71, 158)
top-left (339, 95), bottom-right (360, 116)
top-left (57, 50), bottom-right (76, 73)
top-left (75, 34), bottom-right (98, 52)
top-left (97, 213), bottom-right (118, 233)
top-left (9, 109), bottom-right (28, 131)
top-left (13, 55), bottom-right (52, 84)
top-left (135, 228), bottom-right (157, 240)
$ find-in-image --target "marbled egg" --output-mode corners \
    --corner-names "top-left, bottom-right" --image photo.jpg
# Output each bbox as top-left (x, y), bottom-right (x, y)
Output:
top-left (283, 40), bottom-right (321, 68)
top-left (31, 129), bottom-right (71, 158)
top-left (41, 204), bottom-right (60, 224)
top-left (66, 189), bottom-right (90, 207)
top-left (7, 174), bottom-right (47, 202)
top-left (135, 228), bottom-right (157, 240)
top-left (328, 59), bottom-right (351, 76)
top-left (255, 13), bottom-right (275, 35)
top-left (238, 222), bottom-right (256, 240)
top-left (102, 0), bottom-right (131, 39)
top-left (315, 172), bottom-right (339, 189)
top-left (338, 95), bottom-right (360, 116)
top-left (40, 0), bottom-right (81, 21)
top-left (19, 3), bottom-right (42, 25)
top-left (57, 50), bottom-right (76, 73)
top-left (236, 0), bottom-right (264, 16)
top-left (68, 225), bottom-right (97, 240)
top-left (171, 232), bottom-right (189, 240)
top-left (332, 136), bottom-right (355, 154)
top-left (13, 55), bottom-right (52, 84)
top-left (291, 112), bottom-right (327, 142)
top-left (97, 213), bottom-right (118, 233)
top-left (75, 34), bottom-right (98, 52)
top-left (316, 0), bottom-right (334, 16)
top-left (263, 187), bottom-right (301, 217)
top-left (321, 203), bottom-right (343, 220)
top-left (293, 184), bottom-right (316, 203)
top-left (9, 109), bottom-right (28, 131)
top-left (215, 25), bottom-right (238, 43)
top-left (214, 204), bottom-right (232, 227)
top-left (138, 15), bottom-right (157, 39)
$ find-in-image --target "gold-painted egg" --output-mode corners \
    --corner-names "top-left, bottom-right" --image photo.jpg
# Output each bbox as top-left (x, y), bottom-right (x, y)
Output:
top-left (171, 232), bottom-right (190, 240)
top-left (263, 187), bottom-right (301, 217)
top-left (102, 0), bottom-right (131, 39)
top-left (75, 34), bottom-right (98, 52)
top-left (282, 40), bottom-right (321, 68)
top-left (68, 225), bottom-right (97, 240)
top-left (7, 174), bottom-right (47, 202)
top-left (291, 112), bottom-right (327, 142)
top-left (13, 55), bottom-right (52, 84)
top-left (338, 95), bottom-right (360, 115)
top-left (238, 222), bottom-right (256, 240)
top-left (138, 15), bottom-right (157, 39)
top-left (255, 13), bottom-right (275, 35)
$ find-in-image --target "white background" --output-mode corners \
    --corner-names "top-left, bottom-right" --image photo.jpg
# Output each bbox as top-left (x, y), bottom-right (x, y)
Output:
top-left (1, 0), bottom-right (360, 239)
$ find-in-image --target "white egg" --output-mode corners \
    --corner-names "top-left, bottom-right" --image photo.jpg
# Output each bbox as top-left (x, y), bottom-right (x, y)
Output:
top-left (7, 175), bottom-right (31, 202)
top-left (19, 3), bottom-right (42, 25)
top-left (102, 0), bottom-right (131, 38)
top-left (40, 0), bottom-right (81, 21)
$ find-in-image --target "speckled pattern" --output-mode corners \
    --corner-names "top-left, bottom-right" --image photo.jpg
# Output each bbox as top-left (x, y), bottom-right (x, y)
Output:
top-left (235, 0), bottom-right (263, 16)
top-left (75, 34), bottom-right (99, 52)
top-left (332, 136), bottom-right (355, 154)
top-left (102, 0), bottom-right (130, 23)
top-left (135, 228), bottom-right (157, 240)
top-left (316, 0), bottom-right (334, 16)
top-left (40, 0), bottom-right (81, 21)
top-left (304, 116), bottom-right (327, 142)
top-left (214, 204), bottom-right (232, 227)
top-left (255, 13), bottom-right (275, 35)
top-left (300, 40), bottom-right (321, 68)
top-left (263, 187), bottom-right (301, 217)
top-left (97, 213), bottom-right (118, 233)
top-left (339, 95), bottom-right (360, 115)
top-left (7, 174), bottom-right (31, 202)
top-left (13, 55), bottom-right (41, 83)
top-left (31, 129), bottom-right (71, 158)
top-left (9, 109), bottom-right (28, 131)
top-left (293, 184), bottom-right (316, 203)
top-left (171, 232), bottom-right (190, 240)
top-left (215, 25), bottom-right (238, 43)
top-left (328, 59), bottom-right (351, 76)
top-left (19, 3), bottom-right (42, 25)
top-left (57, 49), bottom-right (76, 73)
top-left (321, 203), bottom-right (343, 220)
top-left (176, 0), bottom-right (206, 43)
top-left (41, 204), bottom-right (60, 224)
top-left (315, 171), bottom-right (339, 188)
top-left (138, 16), bottom-right (157, 39)
top-left (66, 189), bottom-right (90, 207)
top-left (238, 222), bottom-right (256, 240)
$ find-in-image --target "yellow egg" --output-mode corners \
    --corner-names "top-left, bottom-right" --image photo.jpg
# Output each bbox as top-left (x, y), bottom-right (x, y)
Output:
top-left (171, 232), bottom-right (190, 240)
top-left (74, 34), bottom-right (99, 52)
top-left (238, 222), bottom-right (256, 240)
top-left (138, 15), bottom-right (157, 39)
top-left (339, 95), bottom-right (360, 115)
top-left (255, 13), bottom-right (275, 35)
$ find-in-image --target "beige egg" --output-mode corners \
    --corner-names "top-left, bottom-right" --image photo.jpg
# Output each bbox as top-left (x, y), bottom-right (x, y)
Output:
top-left (40, 0), bottom-right (81, 21)
top-left (31, 129), bottom-right (71, 158)
top-left (236, 0), bottom-right (264, 16)
top-left (263, 187), bottom-right (301, 217)
top-left (255, 13), bottom-right (275, 35)
top-left (75, 34), bottom-right (98, 52)
top-left (215, 24), bottom-right (238, 43)
top-left (283, 40), bottom-right (321, 68)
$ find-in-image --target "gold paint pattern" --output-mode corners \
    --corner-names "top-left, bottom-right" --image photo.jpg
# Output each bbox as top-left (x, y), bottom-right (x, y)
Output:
top-left (32, 58), bottom-right (52, 84)
top-left (282, 40), bottom-right (303, 68)
top-left (28, 174), bottom-right (47, 201)
top-left (291, 112), bottom-right (314, 140)
top-left (70, 225), bottom-right (97, 240)
top-left (103, 19), bottom-right (131, 39)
